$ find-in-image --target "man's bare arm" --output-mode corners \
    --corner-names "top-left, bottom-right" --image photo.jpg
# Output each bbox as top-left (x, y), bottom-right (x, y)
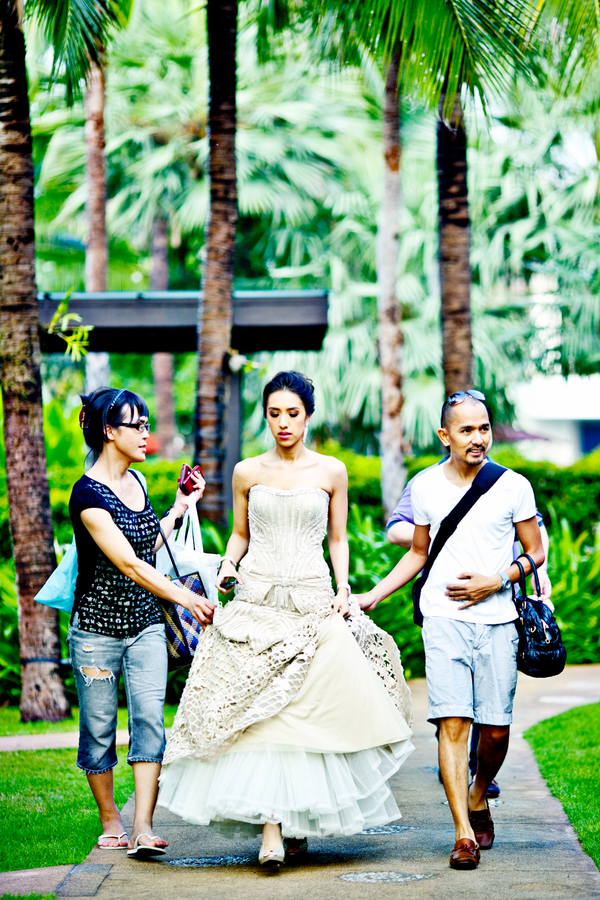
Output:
top-left (357, 524), bottom-right (430, 612)
top-left (387, 521), bottom-right (415, 549)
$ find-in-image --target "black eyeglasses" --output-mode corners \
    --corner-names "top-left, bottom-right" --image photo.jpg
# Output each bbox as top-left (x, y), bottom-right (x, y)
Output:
top-left (446, 390), bottom-right (486, 406)
top-left (117, 421), bottom-right (151, 434)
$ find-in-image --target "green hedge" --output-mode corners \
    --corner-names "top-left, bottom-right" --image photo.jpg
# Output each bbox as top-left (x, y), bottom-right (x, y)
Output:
top-left (35, 441), bottom-right (600, 548)
top-left (405, 447), bottom-right (600, 534)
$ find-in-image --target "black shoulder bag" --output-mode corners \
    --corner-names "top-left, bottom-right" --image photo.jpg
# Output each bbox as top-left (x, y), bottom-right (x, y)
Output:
top-left (512, 554), bottom-right (566, 678)
top-left (412, 462), bottom-right (507, 626)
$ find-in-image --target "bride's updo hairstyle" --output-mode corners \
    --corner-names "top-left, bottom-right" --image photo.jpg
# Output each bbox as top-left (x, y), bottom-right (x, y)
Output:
top-left (79, 387), bottom-right (149, 463)
top-left (262, 371), bottom-right (315, 417)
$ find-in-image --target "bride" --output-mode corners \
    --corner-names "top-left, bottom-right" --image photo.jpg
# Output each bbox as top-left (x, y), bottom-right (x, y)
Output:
top-left (158, 371), bottom-right (414, 870)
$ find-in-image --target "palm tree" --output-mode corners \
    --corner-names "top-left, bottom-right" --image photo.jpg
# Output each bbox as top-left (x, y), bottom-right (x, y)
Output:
top-left (0, 0), bottom-right (114, 721)
top-left (150, 215), bottom-right (177, 460)
top-left (84, 54), bottom-right (111, 391)
top-left (377, 49), bottom-right (406, 515)
top-left (196, 0), bottom-right (238, 524)
top-left (437, 95), bottom-right (472, 395)
top-left (309, 0), bottom-right (544, 402)
top-left (83, 2), bottom-right (132, 392)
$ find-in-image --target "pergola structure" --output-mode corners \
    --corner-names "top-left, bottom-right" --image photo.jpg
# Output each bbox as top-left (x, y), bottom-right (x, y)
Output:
top-left (38, 289), bottom-right (329, 504)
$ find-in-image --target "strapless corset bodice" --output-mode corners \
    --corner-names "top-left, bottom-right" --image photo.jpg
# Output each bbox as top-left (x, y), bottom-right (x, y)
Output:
top-left (240, 485), bottom-right (331, 582)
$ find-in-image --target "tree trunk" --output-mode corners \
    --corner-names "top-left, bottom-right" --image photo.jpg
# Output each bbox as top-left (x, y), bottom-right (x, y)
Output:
top-left (437, 94), bottom-right (473, 396)
top-left (84, 56), bottom-right (110, 392)
top-left (150, 216), bottom-right (176, 460)
top-left (195, 0), bottom-right (238, 524)
top-left (0, 3), bottom-right (70, 721)
top-left (377, 50), bottom-right (406, 519)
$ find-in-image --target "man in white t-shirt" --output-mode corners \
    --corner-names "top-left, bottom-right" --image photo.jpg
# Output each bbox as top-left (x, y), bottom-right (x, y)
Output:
top-left (357, 390), bottom-right (544, 871)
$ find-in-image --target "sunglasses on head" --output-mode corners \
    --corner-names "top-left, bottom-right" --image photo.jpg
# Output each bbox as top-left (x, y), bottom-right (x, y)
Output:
top-left (446, 390), bottom-right (486, 406)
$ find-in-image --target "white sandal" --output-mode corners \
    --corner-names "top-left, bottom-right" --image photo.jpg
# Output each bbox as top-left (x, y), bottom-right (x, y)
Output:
top-left (97, 832), bottom-right (128, 850)
top-left (127, 833), bottom-right (167, 858)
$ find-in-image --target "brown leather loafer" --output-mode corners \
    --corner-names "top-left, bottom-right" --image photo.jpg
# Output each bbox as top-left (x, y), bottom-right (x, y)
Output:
top-left (469, 804), bottom-right (495, 849)
top-left (449, 839), bottom-right (480, 869)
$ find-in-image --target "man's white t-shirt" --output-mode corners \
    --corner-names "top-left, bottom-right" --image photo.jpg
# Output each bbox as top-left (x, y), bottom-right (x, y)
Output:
top-left (411, 462), bottom-right (537, 624)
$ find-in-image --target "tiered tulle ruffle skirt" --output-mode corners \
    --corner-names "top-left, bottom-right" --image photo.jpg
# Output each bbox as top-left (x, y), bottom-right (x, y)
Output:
top-left (158, 741), bottom-right (413, 839)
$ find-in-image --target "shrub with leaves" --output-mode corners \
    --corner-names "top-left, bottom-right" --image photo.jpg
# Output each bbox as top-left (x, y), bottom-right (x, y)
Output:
top-left (344, 505), bottom-right (425, 678)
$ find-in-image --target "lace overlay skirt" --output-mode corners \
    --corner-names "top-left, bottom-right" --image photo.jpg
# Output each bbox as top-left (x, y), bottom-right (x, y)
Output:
top-left (159, 580), bottom-right (414, 837)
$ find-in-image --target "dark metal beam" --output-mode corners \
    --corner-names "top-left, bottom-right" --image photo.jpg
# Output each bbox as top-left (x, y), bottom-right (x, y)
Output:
top-left (37, 290), bottom-right (328, 354)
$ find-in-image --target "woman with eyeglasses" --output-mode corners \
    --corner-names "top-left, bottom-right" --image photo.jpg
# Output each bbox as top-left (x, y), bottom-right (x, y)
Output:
top-left (68, 387), bottom-right (214, 858)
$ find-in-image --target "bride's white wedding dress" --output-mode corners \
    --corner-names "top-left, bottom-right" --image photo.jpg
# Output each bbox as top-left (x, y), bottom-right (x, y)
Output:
top-left (158, 485), bottom-right (414, 839)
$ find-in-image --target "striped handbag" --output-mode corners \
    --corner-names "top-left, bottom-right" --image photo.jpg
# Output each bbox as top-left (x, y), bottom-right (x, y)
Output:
top-left (157, 525), bottom-right (206, 668)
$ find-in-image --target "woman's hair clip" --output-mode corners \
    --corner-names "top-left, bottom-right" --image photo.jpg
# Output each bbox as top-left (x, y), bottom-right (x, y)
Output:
top-left (79, 403), bottom-right (88, 430)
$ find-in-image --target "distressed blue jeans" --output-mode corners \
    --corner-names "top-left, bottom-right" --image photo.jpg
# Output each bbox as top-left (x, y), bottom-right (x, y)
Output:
top-left (68, 622), bottom-right (167, 774)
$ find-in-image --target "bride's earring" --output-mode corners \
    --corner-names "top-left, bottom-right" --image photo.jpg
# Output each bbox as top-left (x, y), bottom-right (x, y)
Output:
top-left (264, 427), bottom-right (271, 444)
top-left (303, 422), bottom-right (309, 443)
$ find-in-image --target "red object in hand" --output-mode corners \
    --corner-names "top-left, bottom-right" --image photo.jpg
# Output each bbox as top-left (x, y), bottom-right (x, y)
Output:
top-left (179, 463), bottom-right (204, 495)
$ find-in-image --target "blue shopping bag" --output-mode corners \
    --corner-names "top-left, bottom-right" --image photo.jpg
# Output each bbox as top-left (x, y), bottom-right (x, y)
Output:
top-left (34, 538), bottom-right (78, 613)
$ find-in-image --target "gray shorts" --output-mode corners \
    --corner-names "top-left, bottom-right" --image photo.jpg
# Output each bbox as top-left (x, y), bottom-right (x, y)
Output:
top-left (422, 616), bottom-right (519, 726)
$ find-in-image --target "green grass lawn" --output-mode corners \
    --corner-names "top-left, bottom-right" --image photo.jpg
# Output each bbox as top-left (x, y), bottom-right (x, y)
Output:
top-left (0, 748), bottom-right (134, 873)
top-left (0, 705), bottom-right (178, 736)
top-left (1, 895), bottom-right (54, 900)
top-left (525, 702), bottom-right (600, 869)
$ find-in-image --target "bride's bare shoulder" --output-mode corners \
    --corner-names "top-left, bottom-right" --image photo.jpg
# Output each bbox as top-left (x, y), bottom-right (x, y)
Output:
top-left (233, 455), bottom-right (267, 491)
top-left (313, 450), bottom-right (347, 482)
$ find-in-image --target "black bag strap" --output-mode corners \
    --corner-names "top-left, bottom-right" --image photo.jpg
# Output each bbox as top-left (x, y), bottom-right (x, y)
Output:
top-left (420, 461), bottom-right (507, 589)
top-left (520, 552), bottom-right (541, 597)
top-left (129, 468), bottom-right (147, 497)
top-left (512, 553), bottom-right (541, 598)
top-left (512, 558), bottom-right (527, 601)
top-left (132, 469), bottom-right (183, 580)
top-left (156, 523), bottom-right (181, 579)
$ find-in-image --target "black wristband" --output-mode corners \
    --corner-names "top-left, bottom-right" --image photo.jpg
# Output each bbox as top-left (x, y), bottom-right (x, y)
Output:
top-left (163, 506), bottom-right (184, 530)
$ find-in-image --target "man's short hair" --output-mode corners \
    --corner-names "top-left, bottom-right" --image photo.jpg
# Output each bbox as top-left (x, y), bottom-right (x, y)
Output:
top-left (440, 392), bottom-right (493, 429)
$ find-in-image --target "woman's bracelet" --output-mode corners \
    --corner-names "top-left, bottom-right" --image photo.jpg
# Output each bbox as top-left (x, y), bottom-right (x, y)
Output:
top-left (220, 555), bottom-right (238, 569)
top-left (163, 505), bottom-right (185, 529)
top-left (336, 583), bottom-right (351, 594)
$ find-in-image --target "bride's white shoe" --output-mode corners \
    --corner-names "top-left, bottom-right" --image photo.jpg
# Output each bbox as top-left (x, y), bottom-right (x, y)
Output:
top-left (258, 845), bottom-right (285, 871)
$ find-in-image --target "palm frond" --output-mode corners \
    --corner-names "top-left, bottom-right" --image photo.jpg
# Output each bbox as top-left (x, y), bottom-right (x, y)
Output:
top-left (26, 0), bottom-right (118, 103)
top-left (310, 0), bottom-right (544, 116)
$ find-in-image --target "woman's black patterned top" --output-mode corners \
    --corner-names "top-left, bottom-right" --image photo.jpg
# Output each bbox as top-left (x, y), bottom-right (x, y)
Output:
top-left (69, 471), bottom-right (163, 638)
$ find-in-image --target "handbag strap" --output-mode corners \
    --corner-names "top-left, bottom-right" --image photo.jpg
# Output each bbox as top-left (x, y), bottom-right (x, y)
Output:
top-left (156, 523), bottom-right (182, 580)
top-left (519, 552), bottom-right (541, 597)
top-left (130, 469), bottom-right (184, 580)
top-left (512, 558), bottom-right (528, 602)
top-left (420, 461), bottom-right (507, 588)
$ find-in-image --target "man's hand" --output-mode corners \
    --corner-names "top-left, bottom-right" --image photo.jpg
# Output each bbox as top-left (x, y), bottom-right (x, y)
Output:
top-left (445, 572), bottom-right (502, 610)
top-left (536, 568), bottom-right (552, 601)
top-left (355, 590), bottom-right (379, 612)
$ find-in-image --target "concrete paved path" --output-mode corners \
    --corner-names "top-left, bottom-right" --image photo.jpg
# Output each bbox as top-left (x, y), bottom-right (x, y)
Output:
top-left (0, 729), bottom-right (131, 752)
top-left (4, 665), bottom-right (600, 900)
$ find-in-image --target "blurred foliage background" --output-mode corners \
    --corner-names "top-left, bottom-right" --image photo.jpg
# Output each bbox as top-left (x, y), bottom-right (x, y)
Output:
top-left (2, 403), bottom-right (600, 702)
top-left (3, 0), bottom-right (600, 705)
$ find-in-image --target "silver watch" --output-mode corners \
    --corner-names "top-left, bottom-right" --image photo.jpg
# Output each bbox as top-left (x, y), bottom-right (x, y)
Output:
top-left (497, 572), bottom-right (511, 592)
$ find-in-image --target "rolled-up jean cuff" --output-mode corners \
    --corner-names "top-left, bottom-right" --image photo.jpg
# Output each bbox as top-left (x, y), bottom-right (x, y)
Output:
top-left (76, 763), bottom-right (115, 776)
top-left (127, 756), bottom-right (164, 766)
